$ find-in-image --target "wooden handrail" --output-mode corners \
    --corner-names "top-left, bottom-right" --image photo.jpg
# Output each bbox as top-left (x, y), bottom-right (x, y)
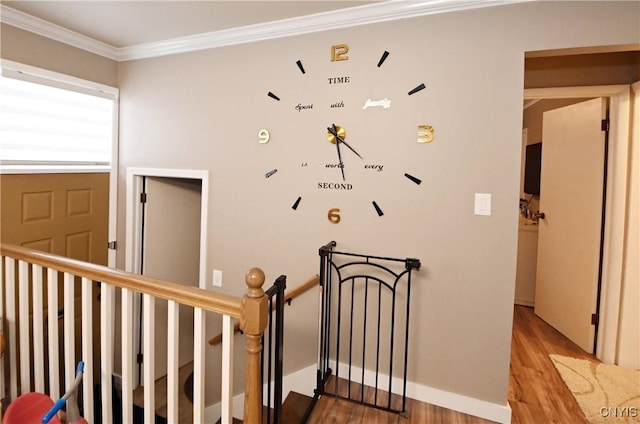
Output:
top-left (1, 242), bottom-right (268, 423)
top-left (284, 274), bottom-right (320, 305)
top-left (0, 243), bottom-right (243, 318)
top-left (208, 274), bottom-right (319, 346)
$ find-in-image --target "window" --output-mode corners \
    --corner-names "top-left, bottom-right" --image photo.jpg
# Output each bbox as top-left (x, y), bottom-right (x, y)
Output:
top-left (0, 60), bottom-right (118, 172)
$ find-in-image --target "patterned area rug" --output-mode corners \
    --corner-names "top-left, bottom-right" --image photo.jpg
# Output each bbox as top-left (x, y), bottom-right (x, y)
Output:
top-left (550, 354), bottom-right (640, 423)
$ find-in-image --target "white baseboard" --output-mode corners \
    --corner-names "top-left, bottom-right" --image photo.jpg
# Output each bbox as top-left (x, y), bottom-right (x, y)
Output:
top-left (330, 361), bottom-right (512, 424)
top-left (514, 298), bottom-right (535, 307)
top-left (204, 363), bottom-right (511, 424)
top-left (406, 378), bottom-right (512, 424)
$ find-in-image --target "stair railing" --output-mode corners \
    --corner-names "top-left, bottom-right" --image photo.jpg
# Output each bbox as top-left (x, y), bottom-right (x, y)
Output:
top-left (0, 243), bottom-right (268, 424)
top-left (207, 275), bottom-right (319, 348)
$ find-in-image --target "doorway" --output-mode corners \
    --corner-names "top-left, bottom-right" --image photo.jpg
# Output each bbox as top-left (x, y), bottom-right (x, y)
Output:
top-left (517, 84), bottom-right (631, 362)
top-left (139, 176), bottom-right (202, 379)
top-left (125, 168), bottom-right (209, 384)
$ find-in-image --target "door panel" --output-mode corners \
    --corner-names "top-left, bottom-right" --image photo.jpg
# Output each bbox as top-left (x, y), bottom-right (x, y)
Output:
top-left (534, 98), bottom-right (606, 353)
top-left (141, 176), bottom-right (202, 379)
top-left (0, 173), bottom-right (109, 264)
top-left (0, 172), bottom-right (109, 392)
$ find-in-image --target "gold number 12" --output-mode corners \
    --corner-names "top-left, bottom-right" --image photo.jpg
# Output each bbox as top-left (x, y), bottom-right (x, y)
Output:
top-left (331, 44), bottom-right (349, 62)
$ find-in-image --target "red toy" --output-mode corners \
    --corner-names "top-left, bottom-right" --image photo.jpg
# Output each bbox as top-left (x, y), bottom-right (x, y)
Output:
top-left (2, 362), bottom-right (88, 424)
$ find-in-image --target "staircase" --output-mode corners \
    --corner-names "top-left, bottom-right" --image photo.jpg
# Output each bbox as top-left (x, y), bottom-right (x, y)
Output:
top-left (277, 392), bottom-right (314, 424)
top-left (201, 241), bottom-right (422, 423)
top-left (214, 392), bottom-right (313, 424)
top-left (131, 362), bottom-right (194, 423)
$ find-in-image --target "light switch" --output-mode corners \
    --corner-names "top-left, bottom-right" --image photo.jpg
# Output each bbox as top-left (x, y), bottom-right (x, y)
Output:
top-left (213, 269), bottom-right (223, 287)
top-left (474, 193), bottom-right (492, 216)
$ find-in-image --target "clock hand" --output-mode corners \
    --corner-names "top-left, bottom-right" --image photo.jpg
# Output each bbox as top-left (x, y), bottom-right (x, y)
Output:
top-left (330, 125), bottom-right (346, 181)
top-left (335, 133), bottom-right (362, 159)
top-left (328, 124), bottom-right (362, 159)
top-left (335, 134), bottom-right (345, 181)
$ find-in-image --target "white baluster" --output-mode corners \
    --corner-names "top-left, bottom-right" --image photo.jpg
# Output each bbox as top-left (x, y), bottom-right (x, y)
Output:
top-left (81, 277), bottom-right (94, 423)
top-left (101, 282), bottom-right (114, 424)
top-left (121, 288), bottom-right (134, 424)
top-left (4, 258), bottom-right (17, 400)
top-left (167, 300), bottom-right (179, 423)
top-left (63, 273), bottom-right (75, 395)
top-left (47, 268), bottom-right (60, 400)
top-left (32, 264), bottom-right (45, 393)
top-left (193, 308), bottom-right (205, 423)
top-left (221, 314), bottom-right (234, 424)
top-left (18, 260), bottom-right (30, 394)
top-left (143, 293), bottom-right (155, 424)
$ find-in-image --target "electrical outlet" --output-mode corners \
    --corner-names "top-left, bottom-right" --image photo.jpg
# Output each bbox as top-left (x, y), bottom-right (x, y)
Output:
top-left (213, 269), bottom-right (223, 287)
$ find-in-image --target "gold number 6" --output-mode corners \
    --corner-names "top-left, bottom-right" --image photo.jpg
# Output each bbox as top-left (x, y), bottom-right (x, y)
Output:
top-left (328, 208), bottom-right (341, 224)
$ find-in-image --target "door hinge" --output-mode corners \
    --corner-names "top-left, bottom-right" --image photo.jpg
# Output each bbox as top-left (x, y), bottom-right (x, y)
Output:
top-left (140, 192), bottom-right (147, 203)
top-left (601, 118), bottom-right (609, 132)
top-left (591, 313), bottom-right (599, 326)
top-left (137, 353), bottom-right (143, 364)
top-left (107, 241), bottom-right (117, 250)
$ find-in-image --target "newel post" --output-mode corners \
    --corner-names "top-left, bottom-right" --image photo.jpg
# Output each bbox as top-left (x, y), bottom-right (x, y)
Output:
top-left (241, 267), bottom-right (268, 423)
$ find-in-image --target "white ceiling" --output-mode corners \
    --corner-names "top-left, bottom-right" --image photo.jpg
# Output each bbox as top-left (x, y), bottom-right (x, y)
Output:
top-left (2, 1), bottom-right (376, 48)
top-left (1, 1), bottom-right (533, 61)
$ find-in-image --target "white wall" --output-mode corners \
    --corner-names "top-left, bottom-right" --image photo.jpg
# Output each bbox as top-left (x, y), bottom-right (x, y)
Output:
top-left (618, 82), bottom-right (640, 369)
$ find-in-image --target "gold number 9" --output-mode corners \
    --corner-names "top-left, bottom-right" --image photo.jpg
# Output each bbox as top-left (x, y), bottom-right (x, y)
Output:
top-left (258, 129), bottom-right (270, 144)
top-left (328, 208), bottom-right (341, 224)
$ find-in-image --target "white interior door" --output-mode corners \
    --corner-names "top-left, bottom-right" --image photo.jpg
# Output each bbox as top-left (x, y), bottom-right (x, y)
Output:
top-left (534, 98), bottom-right (606, 354)
top-left (142, 176), bottom-right (202, 377)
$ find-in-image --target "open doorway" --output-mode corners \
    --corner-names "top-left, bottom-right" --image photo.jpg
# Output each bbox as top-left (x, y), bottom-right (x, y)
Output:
top-left (514, 47), bottom-right (638, 362)
top-left (125, 168), bottom-right (210, 384)
top-left (138, 175), bottom-right (202, 379)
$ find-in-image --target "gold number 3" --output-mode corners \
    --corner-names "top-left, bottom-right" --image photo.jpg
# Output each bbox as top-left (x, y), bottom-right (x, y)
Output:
top-left (328, 208), bottom-right (341, 224)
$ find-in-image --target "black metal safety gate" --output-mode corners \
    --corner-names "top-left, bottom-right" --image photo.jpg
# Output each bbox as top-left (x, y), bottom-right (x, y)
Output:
top-left (262, 275), bottom-right (287, 424)
top-left (309, 241), bottom-right (421, 418)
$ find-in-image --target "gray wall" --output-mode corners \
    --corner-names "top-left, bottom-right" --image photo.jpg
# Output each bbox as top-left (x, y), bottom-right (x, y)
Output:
top-left (3, 0), bottom-right (639, 418)
top-left (115, 1), bottom-right (639, 409)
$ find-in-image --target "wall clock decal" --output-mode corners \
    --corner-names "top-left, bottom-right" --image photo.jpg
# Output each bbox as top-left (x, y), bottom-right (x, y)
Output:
top-left (261, 44), bottom-right (432, 224)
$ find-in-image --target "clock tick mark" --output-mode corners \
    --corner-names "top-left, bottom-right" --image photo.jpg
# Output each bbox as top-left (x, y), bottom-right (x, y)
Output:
top-left (296, 60), bottom-right (306, 74)
top-left (377, 51), bottom-right (390, 68)
top-left (408, 83), bottom-right (426, 96)
top-left (265, 169), bottom-right (278, 178)
top-left (405, 173), bottom-right (422, 185)
top-left (292, 196), bottom-right (302, 210)
top-left (372, 201), bottom-right (384, 217)
top-left (268, 91), bottom-right (281, 101)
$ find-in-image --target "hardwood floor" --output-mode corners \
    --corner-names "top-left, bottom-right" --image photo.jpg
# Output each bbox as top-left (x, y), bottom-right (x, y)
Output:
top-left (509, 305), bottom-right (594, 424)
top-left (307, 305), bottom-right (593, 423)
top-left (307, 380), bottom-right (495, 424)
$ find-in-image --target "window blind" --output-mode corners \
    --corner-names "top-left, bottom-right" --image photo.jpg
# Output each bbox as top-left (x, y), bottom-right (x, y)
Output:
top-left (0, 75), bottom-right (114, 165)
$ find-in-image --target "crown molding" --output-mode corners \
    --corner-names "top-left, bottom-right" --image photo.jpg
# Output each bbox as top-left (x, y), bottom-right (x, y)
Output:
top-left (2, 1), bottom-right (532, 62)
top-left (1, 5), bottom-right (119, 60)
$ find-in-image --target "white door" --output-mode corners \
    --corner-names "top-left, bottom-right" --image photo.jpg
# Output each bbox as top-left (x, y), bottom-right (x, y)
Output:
top-left (142, 176), bottom-right (202, 377)
top-left (534, 98), bottom-right (607, 354)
